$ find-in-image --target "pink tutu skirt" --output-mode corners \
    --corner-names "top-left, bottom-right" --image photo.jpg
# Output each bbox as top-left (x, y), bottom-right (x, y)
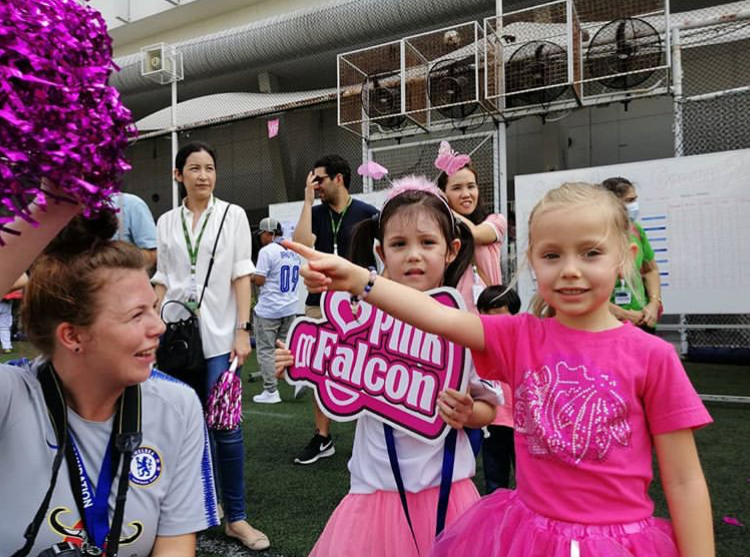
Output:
top-left (309, 478), bottom-right (479, 557)
top-left (430, 489), bottom-right (678, 557)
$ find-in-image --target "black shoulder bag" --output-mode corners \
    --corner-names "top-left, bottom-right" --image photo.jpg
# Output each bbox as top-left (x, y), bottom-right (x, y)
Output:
top-left (13, 363), bottom-right (142, 557)
top-left (156, 204), bottom-right (231, 396)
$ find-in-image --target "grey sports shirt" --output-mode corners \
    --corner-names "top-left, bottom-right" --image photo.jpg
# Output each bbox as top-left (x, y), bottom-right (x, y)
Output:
top-left (0, 360), bottom-right (219, 556)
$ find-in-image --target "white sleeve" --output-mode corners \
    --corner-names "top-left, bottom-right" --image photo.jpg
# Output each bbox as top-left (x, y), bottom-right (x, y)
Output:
top-left (230, 205), bottom-right (255, 279)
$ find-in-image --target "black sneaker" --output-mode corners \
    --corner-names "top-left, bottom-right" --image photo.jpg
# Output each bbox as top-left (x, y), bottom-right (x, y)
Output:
top-left (294, 433), bottom-right (335, 465)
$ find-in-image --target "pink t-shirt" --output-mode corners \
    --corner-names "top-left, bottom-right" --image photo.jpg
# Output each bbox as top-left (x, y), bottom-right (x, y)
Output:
top-left (471, 314), bottom-right (712, 524)
top-left (456, 213), bottom-right (507, 315)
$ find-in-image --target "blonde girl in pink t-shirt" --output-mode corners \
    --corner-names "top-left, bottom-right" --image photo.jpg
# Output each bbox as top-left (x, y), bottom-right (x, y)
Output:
top-left (285, 182), bottom-right (714, 557)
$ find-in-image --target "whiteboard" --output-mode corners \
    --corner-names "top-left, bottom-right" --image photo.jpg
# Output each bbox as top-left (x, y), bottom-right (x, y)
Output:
top-left (514, 149), bottom-right (750, 315)
top-left (269, 191), bottom-right (388, 314)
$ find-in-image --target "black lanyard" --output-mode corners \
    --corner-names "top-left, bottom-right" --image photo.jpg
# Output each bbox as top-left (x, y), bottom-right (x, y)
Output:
top-left (13, 364), bottom-right (142, 557)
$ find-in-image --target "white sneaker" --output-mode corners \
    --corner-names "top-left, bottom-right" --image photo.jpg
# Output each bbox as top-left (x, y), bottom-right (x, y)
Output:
top-left (253, 390), bottom-right (281, 404)
top-left (293, 383), bottom-right (307, 399)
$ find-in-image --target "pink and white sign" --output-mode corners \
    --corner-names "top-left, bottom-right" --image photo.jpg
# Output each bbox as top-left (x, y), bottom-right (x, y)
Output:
top-left (285, 288), bottom-right (470, 443)
top-left (267, 118), bottom-right (280, 138)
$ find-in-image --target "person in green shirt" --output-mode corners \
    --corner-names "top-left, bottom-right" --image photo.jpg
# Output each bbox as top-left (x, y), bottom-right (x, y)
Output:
top-left (602, 177), bottom-right (663, 334)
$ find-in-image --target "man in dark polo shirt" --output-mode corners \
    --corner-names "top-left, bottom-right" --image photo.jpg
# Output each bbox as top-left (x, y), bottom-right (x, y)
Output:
top-left (291, 154), bottom-right (378, 465)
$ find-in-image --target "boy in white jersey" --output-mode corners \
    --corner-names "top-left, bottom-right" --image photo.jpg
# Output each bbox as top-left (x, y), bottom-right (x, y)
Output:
top-left (251, 217), bottom-right (302, 403)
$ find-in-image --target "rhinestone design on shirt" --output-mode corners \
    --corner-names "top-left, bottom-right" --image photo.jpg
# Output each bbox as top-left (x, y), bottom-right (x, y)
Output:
top-left (514, 361), bottom-right (632, 464)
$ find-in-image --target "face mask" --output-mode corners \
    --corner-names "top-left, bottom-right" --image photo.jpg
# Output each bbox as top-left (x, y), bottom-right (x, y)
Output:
top-left (625, 201), bottom-right (639, 222)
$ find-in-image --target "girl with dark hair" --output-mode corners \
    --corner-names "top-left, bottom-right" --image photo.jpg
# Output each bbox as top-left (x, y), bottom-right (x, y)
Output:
top-left (277, 176), bottom-right (499, 557)
top-left (0, 205), bottom-right (219, 556)
top-left (437, 163), bottom-right (507, 314)
top-left (152, 142), bottom-right (269, 550)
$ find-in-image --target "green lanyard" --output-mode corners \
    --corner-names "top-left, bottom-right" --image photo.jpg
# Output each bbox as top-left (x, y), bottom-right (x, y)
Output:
top-left (180, 206), bottom-right (214, 273)
top-left (329, 197), bottom-right (352, 256)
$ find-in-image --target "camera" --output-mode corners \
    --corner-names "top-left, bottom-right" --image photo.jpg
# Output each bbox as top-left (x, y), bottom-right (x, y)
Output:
top-left (36, 542), bottom-right (103, 556)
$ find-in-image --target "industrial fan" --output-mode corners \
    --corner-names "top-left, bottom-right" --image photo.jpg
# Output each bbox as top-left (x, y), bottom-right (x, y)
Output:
top-left (360, 70), bottom-right (407, 130)
top-left (427, 56), bottom-right (479, 120)
top-left (585, 17), bottom-right (662, 90)
top-left (505, 40), bottom-right (569, 107)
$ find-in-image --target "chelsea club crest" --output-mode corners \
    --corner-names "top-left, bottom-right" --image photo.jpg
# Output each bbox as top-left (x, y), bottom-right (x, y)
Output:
top-left (129, 446), bottom-right (162, 487)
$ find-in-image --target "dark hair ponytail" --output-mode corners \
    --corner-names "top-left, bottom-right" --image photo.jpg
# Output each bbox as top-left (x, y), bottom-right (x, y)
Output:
top-left (444, 221), bottom-right (473, 288)
top-left (348, 214), bottom-right (379, 268)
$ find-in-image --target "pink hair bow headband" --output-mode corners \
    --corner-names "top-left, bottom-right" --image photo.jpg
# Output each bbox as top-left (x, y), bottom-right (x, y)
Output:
top-left (357, 161), bottom-right (455, 230)
top-left (434, 141), bottom-right (471, 177)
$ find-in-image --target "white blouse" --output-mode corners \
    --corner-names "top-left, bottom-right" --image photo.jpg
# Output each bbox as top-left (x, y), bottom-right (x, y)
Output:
top-left (153, 196), bottom-right (255, 358)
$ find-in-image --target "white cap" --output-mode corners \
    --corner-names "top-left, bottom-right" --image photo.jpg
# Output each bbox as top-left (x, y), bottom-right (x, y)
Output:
top-left (257, 217), bottom-right (282, 235)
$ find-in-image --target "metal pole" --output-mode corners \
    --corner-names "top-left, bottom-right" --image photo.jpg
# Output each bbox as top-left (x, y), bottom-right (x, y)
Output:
top-left (671, 26), bottom-right (689, 356)
top-left (362, 136), bottom-right (371, 193)
top-left (671, 27), bottom-right (683, 158)
top-left (171, 78), bottom-right (178, 209)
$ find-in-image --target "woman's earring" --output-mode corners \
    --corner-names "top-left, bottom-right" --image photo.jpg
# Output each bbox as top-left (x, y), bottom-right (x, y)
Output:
top-left (74, 347), bottom-right (80, 353)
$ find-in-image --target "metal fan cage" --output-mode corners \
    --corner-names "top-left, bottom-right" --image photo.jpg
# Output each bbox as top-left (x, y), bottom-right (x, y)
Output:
top-left (575, 0), bottom-right (670, 99)
top-left (338, 40), bottom-right (426, 138)
top-left (403, 21), bottom-right (491, 129)
top-left (489, 0), bottom-right (582, 113)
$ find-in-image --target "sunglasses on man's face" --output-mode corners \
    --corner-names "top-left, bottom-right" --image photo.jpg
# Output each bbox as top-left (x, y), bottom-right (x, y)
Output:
top-left (311, 174), bottom-right (330, 185)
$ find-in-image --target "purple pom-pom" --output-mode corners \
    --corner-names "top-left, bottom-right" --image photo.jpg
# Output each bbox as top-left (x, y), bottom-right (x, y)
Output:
top-left (0, 0), bottom-right (135, 239)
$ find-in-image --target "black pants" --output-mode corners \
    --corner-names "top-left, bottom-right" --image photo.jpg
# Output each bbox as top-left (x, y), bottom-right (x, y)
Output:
top-left (482, 425), bottom-right (515, 493)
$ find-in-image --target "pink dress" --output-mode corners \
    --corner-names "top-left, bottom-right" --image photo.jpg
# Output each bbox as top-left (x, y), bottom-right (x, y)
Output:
top-left (309, 372), bottom-right (500, 557)
top-left (431, 315), bottom-right (712, 557)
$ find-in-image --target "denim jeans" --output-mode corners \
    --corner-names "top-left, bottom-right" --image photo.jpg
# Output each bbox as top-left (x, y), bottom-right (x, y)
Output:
top-left (204, 353), bottom-right (246, 522)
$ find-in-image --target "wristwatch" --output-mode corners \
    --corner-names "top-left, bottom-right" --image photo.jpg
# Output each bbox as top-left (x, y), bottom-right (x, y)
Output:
top-left (236, 321), bottom-right (252, 331)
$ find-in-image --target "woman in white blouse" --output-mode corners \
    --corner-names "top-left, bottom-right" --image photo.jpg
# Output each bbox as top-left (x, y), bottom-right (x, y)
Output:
top-left (153, 141), bottom-right (269, 551)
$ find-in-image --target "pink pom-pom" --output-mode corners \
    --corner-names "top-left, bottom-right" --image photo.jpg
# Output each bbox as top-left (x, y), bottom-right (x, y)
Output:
top-left (206, 370), bottom-right (243, 430)
top-left (0, 0), bottom-right (134, 241)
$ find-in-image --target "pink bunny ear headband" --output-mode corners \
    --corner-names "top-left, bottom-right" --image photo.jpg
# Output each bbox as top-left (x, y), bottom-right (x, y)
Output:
top-left (357, 163), bottom-right (456, 231)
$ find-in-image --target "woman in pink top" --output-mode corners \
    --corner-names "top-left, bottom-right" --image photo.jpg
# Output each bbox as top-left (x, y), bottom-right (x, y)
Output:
top-left (437, 163), bottom-right (507, 314)
top-left (287, 182), bottom-right (714, 557)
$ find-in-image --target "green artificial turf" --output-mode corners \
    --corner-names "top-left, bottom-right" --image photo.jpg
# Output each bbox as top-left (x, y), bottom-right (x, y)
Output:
top-left (3, 345), bottom-right (748, 556)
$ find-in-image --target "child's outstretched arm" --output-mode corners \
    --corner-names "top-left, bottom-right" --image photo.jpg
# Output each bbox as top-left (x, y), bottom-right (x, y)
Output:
top-left (654, 429), bottom-right (714, 557)
top-left (284, 240), bottom-right (486, 352)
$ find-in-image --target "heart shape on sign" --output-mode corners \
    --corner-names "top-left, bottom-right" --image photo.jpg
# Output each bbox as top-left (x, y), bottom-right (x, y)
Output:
top-left (323, 290), bottom-right (373, 339)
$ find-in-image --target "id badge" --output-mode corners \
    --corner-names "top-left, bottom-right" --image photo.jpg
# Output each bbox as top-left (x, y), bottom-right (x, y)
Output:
top-left (614, 289), bottom-right (632, 306)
